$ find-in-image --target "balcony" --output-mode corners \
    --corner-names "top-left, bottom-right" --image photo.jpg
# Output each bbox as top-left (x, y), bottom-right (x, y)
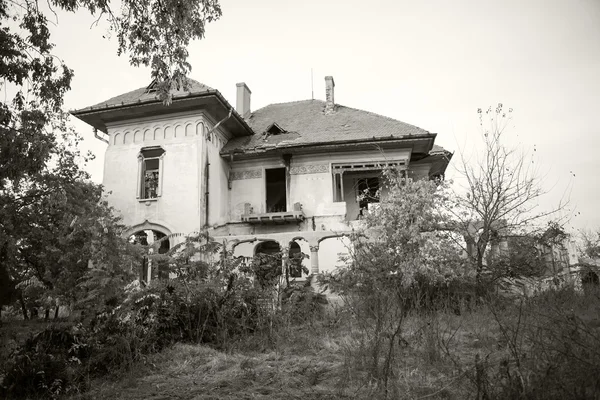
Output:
top-left (241, 202), bottom-right (305, 224)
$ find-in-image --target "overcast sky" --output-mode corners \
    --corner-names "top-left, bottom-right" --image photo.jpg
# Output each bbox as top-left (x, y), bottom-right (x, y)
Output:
top-left (48, 0), bottom-right (600, 233)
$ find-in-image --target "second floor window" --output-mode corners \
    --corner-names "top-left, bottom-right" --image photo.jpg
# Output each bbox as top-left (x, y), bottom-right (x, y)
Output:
top-left (357, 177), bottom-right (380, 211)
top-left (138, 147), bottom-right (165, 200)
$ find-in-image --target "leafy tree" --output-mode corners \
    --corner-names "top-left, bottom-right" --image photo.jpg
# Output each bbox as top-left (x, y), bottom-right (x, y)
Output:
top-left (323, 169), bottom-right (466, 391)
top-left (452, 104), bottom-right (569, 282)
top-left (1, 0), bottom-right (222, 315)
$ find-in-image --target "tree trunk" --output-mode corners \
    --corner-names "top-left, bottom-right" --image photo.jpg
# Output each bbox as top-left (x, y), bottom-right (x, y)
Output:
top-left (54, 305), bottom-right (60, 319)
top-left (19, 293), bottom-right (28, 320)
top-left (45, 308), bottom-right (50, 320)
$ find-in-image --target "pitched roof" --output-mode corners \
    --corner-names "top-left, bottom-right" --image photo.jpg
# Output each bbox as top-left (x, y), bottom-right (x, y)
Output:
top-left (74, 79), bottom-right (213, 113)
top-left (222, 100), bottom-right (434, 153)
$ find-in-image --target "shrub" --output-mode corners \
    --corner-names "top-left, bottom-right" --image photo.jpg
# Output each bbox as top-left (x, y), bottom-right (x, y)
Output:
top-left (1, 326), bottom-right (89, 399)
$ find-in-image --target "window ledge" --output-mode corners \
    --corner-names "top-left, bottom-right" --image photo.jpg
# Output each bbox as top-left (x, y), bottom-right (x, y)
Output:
top-left (138, 197), bottom-right (159, 205)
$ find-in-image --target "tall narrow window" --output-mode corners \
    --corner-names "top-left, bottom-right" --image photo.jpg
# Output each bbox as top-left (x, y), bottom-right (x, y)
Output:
top-left (265, 168), bottom-right (287, 212)
top-left (137, 147), bottom-right (165, 199)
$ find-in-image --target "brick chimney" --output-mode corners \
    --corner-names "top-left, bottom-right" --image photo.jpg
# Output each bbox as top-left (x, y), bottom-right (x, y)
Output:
top-left (236, 82), bottom-right (251, 118)
top-left (325, 76), bottom-right (335, 114)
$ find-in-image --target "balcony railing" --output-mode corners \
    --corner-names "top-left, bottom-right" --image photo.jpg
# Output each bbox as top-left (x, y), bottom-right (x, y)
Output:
top-left (241, 202), bottom-right (305, 224)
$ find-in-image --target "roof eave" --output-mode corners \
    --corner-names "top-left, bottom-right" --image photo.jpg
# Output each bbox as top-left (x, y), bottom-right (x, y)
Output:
top-left (70, 91), bottom-right (254, 136)
top-left (221, 134), bottom-right (437, 159)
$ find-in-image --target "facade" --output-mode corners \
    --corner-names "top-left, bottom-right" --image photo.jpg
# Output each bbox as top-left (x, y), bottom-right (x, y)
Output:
top-left (72, 77), bottom-right (452, 280)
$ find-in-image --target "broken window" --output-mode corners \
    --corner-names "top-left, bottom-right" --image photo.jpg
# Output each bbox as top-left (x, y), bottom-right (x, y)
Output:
top-left (265, 122), bottom-right (285, 135)
top-left (266, 168), bottom-right (286, 213)
top-left (357, 177), bottom-right (380, 214)
top-left (138, 147), bottom-right (165, 199)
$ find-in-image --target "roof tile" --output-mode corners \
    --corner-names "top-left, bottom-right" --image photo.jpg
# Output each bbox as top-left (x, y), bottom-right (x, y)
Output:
top-left (77, 79), bottom-right (213, 112)
top-left (223, 99), bottom-right (432, 153)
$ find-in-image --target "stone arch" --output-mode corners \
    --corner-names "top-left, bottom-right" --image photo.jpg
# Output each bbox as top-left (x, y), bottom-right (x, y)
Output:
top-left (143, 129), bottom-right (152, 141)
top-left (174, 124), bottom-right (182, 138)
top-left (123, 131), bottom-right (133, 144)
top-left (317, 233), bottom-right (349, 245)
top-left (153, 127), bottom-right (162, 140)
top-left (113, 132), bottom-right (121, 145)
top-left (254, 240), bottom-right (281, 256)
top-left (123, 221), bottom-right (172, 240)
top-left (133, 130), bottom-right (142, 143)
top-left (229, 237), bottom-right (274, 252)
top-left (164, 125), bottom-right (173, 140)
top-left (185, 123), bottom-right (193, 137)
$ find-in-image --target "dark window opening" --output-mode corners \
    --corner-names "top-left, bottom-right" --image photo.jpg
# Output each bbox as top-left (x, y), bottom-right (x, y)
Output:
top-left (266, 168), bottom-right (287, 213)
top-left (333, 173), bottom-right (343, 202)
top-left (266, 123), bottom-right (285, 135)
top-left (357, 177), bottom-right (380, 212)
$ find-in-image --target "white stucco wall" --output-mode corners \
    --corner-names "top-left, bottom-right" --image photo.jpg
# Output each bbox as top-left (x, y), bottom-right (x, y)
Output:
top-left (229, 149), bottom-right (411, 221)
top-left (104, 111), bottom-right (215, 236)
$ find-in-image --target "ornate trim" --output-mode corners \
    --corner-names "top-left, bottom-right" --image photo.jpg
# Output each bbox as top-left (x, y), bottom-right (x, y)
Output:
top-left (290, 164), bottom-right (330, 175)
top-left (230, 169), bottom-right (262, 180)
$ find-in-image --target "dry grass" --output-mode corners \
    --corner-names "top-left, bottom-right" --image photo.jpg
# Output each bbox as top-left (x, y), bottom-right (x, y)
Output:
top-left (8, 289), bottom-right (599, 399)
top-left (67, 308), bottom-right (500, 400)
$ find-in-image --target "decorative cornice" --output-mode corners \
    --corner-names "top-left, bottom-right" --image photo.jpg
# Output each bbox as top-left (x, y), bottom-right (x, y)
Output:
top-left (290, 164), bottom-right (330, 175)
top-left (230, 169), bottom-right (262, 180)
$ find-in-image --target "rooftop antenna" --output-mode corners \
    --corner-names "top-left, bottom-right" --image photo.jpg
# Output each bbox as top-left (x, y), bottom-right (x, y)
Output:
top-left (311, 68), bottom-right (314, 100)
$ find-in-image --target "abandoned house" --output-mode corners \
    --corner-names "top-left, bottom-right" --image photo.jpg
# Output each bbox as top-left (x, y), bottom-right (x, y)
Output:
top-left (71, 76), bottom-right (452, 281)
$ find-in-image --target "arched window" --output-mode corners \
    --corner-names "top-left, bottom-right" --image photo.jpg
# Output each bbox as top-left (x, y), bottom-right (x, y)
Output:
top-left (137, 147), bottom-right (165, 199)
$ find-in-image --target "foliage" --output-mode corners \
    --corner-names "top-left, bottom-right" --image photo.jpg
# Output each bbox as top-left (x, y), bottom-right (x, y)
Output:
top-left (1, 325), bottom-right (90, 399)
top-left (461, 287), bottom-right (600, 399)
top-left (492, 235), bottom-right (548, 279)
top-left (321, 169), bottom-right (468, 394)
top-left (0, 172), bottom-right (142, 319)
top-left (241, 252), bottom-right (283, 289)
top-left (0, 0), bottom-right (222, 317)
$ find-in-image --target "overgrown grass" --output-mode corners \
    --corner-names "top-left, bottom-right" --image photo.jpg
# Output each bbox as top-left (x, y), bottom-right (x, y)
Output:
top-left (4, 286), bottom-right (600, 399)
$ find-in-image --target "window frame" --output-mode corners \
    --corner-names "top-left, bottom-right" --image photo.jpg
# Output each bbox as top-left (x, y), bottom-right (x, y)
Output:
top-left (137, 146), bottom-right (166, 201)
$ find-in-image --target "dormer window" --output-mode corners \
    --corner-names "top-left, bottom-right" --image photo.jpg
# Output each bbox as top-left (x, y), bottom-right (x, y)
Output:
top-left (266, 122), bottom-right (285, 135)
top-left (145, 80), bottom-right (158, 94)
top-left (137, 147), bottom-right (165, 200)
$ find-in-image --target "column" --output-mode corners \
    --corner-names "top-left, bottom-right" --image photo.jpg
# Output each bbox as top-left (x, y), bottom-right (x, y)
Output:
top-left (310, 245), bottom-right (319, 275)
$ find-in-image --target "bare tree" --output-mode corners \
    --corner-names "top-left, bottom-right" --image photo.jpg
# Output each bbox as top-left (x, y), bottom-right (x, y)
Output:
top-left (451, 104), bottom-right (570, 281)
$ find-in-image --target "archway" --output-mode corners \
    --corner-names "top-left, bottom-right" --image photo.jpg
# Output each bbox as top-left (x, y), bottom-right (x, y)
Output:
top-left (129, 229), bottom-right (171, 282)
top-left (252, 240), bottom-right (282, 287)
top-left (288, 241), bottom-right (303, 278)
top-left (318, 236), bottom-right (352, 274)
top-left (582, 270), bottom-right (599, 292)
top-left (254, 240), bottom-right (281, 256)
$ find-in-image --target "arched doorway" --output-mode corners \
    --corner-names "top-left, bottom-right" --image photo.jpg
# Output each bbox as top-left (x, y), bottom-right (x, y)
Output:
top-left (253, 241), bottom-right (282, 287)
top-left (582, 270), bottom-right (599, 292)
top-left (288, 241), bottom-right (303, 278)
top-left (130, 230), bottom-right (170, 283)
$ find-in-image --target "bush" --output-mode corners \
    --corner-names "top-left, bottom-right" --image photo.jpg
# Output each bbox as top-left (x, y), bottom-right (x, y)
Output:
top-left (1, 326), bottom-right (89, 399)
top-left (465, 286), bottom-right (600, 399)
